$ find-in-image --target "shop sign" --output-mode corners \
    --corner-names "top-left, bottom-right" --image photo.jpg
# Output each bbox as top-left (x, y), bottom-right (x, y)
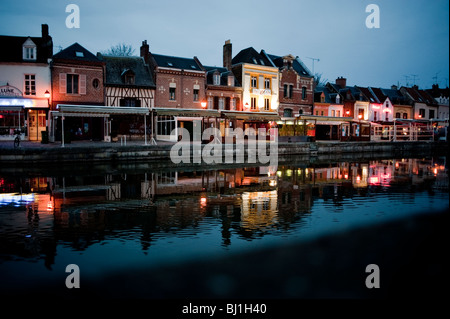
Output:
top-left (0, 85), bottom-right (23, 97)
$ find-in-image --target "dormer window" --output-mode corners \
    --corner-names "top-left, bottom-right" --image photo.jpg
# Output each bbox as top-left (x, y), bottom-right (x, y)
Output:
top-left (22, 38), bottom-right (37, 61)
top-left (122, 69), bottom-right (135, 85)
top-left (213, 74), bottom-right (220, 85)
top-left (75, 51), bottom-right (84, 57)
top-left (336, 95), bottom-right (341, 103)
top-left (227, 75), bottom-right (234, 87)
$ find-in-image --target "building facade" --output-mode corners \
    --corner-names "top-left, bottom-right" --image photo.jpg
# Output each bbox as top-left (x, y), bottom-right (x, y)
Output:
top-left (0, 24), bottom-right (53, 141)
top-left (50, 42), bottom-right (105, 141)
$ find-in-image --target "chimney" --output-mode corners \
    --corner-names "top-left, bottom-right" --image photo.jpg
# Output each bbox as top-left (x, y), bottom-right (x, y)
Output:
top-left (41, 24), bottom-right (49, 38)
top-left (223, 40), bottom-right (232, 70)
top-left (391, 84), bottom-right (398, 90)
top-left (140, 40), bottom-right (150, 65)
top-left (335, 76), bottom-right (347, 88)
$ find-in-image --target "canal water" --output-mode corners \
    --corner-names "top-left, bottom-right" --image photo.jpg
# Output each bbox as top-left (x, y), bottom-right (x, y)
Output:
top-left (0, 155), bottom-right (448, 298)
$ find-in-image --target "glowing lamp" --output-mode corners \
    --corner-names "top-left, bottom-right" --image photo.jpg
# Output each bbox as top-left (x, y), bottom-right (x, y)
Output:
top-left (201, 100), bottom-right (207, 108)
top-left (44, 90), bottom-right (50, 99)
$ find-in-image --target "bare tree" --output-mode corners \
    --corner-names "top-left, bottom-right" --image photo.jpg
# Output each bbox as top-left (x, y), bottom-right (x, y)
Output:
top-left (102, 43), bottom-right (136, 56)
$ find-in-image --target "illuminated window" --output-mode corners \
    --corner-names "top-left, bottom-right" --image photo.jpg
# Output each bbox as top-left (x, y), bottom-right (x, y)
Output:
top-left (264, 78), bottom-right (271, 89)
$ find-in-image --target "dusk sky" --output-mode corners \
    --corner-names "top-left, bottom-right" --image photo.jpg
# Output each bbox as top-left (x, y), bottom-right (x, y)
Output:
top-left (1, 0), bottom-right (448, 89)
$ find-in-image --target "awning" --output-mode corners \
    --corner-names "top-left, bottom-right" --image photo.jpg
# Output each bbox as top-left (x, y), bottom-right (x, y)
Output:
top-left (0, 106), bottom-right (23, 112)
top-left (154, 108), bottom-right (221, 117)
top-left (55, 104), bottom-right (150, 117)
top-left (297, 115), bottom-right (354, 122)
top-left (221, 110), bottom-right (281, 121)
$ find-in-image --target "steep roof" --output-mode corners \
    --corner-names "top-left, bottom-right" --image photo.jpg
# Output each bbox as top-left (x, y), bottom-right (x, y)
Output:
top-left (232, 47), bottom-right (268, 66)
top-left (53, 42), bottom-right (102, 64)
top-left (151, 53), bottom-right (203, 71)
top-left (99, 54), bottom-right (155, 87)
top-left (0, 34), bottom-right (52, 63)
top-left (265, 53), bottom-right (312, 77)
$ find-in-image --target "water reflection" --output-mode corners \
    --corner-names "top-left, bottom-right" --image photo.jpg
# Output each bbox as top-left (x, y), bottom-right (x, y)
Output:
top-left (0, 156), bottom-right (448, 271)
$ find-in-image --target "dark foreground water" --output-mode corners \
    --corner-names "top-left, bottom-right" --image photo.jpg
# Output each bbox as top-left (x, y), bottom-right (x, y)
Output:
top-left (0, 155), bottom-right (448, 299)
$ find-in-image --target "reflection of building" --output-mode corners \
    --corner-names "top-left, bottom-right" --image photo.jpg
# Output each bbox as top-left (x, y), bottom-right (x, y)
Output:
top-left (241, 190), bottom-right (278, 231)
top-left (0, 24), bottom-right (53, 141)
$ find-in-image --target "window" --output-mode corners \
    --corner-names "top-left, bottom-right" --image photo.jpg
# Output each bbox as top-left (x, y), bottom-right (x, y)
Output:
top-left (395, 112), bottom-right (400, 119)
top-left (120, 98), bottom-right (140, 107)
top-left (92, 78), bottom-right (100, 89)
top-left (321, 111), bottom-right (324, 116)
top-left (24, 47), bottom-right (35, 60)
top-left (429, 109), bottom-right (435, 119)
top-left (418, 109), bottom-right (425, 118)
top-left (358, 108), bottom-right (364, 119)
top-left (75, 51), bottom-right (84, 58)
top-left (402, 113), bottom-right (407, 119)
top-left (23, 39), bottom-right (37, 61)
top-left (337, 110), bottom-right (340, 117)
top-left (289, 85), bottom-right (293, 99)
top-left (251, 97), bottom-right (257, 110)
top-left (67, 74), bottom-right (79, 94)
top-left (264, 98), bottom-right (270, 111)
top-left (264, 78), bottom-right (271, 89)
top-left (169, 87), bottom-right (176, 101)
top-left (251, 77), bottom-right (257, 88)
top-left (374, 111), bottom-right (378, 121)
top-left (284, 108), bottom-right (293, 117)
top-left (284, 84), bottom-right (288, 98)
top-left (193, 89), bottom-right (199, 102)
top-left (385, 113), bottom-right (389, 121)
top-left (321, 95), bottom-right (325, 103)
top-left (125, 74), bottom-right (135, 85)
top-left (331, 110), bottom-right (335, 117)
top-left (213, 74), bottom-right (220, 85)
top-left (24, 74), bottom-right (36, 96)
top-left (316, 111), bottom-right (319, 115)
top-left (302, 87), bottom-right (307, 100)
top-left (157, 115), bottom-right (175, 136)
top-left (219, 98), bottom-right (224, 110)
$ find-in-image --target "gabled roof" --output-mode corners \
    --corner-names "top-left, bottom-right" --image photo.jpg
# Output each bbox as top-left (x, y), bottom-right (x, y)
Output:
top-left (382, 88), bottom-right (408, 105)
top-left (369, 87), bottom-right (388, 103)
top-left (0, 34), bottom-right (52, 63)
top-left (53, 42), bottom-right (102, 64)
top-left (232, 47), bottom-right (268, 66)
top-left (151, 53), bottom-right (203, 71)
top-left (204, 66), bottom-right (240, 86)
top-left (356, 86), bottom-right (378, 103)
top-left (99, 54), bottom-right (155, 87)
top-left (401, 86), bottom-right (438, 105)
top-left (315, 86), bottom-right (341, 104)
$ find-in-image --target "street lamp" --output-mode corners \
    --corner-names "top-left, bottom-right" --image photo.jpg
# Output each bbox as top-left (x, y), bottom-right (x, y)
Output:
top-left (44, 90), bottom-right (50, 107)
top-left (201, 100), bottom-right (207, 109)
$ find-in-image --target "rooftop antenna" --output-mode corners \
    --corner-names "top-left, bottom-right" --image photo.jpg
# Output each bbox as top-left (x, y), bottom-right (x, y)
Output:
top-left (403, 75), bottom-right (410, 86)
top-left (306, 57), bottom-right (320, 76)
top-left (432, 71), bottom-right (440, 85)
top-left (410, 74), bottom-right (419, 86)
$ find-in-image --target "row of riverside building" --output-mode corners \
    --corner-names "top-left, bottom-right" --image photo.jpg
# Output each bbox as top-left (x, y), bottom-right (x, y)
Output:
top-left (1, 25), bottom-right (448, 144)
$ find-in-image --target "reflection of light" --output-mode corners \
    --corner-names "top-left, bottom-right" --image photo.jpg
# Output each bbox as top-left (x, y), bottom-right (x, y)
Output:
top-left (286, 169), bottom-right (292, 177)
top-left (344, 174), bottom-right (348, 179)
top-left (47, 201), bottom-right (53, 211)
top-left (356, 175), bottom-right (361, 183)
top-left (0, 193), bottom-right (35, 206)
top-left (200, 197), bottom-right (207, 205)
top-left (434, 168), bottom-right (438, 175)
top-left (381, 173), bottom-right (391, 179)
top-left (276, 171), bottom-right (282, 177)
top-left (269, 179), bottom-right (277, 187)
top-left (370, 177), bottom-right (379, 184)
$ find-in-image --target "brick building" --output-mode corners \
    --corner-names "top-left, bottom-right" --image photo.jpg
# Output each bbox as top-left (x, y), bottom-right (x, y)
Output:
top-left (50, 42), bottom-right (105, 141)
top-left (140, 40), bottom-right (212, 141)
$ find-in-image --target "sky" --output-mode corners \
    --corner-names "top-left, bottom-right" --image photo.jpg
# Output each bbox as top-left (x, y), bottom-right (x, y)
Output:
top-left (1, 0), bottom-right (448, 89)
